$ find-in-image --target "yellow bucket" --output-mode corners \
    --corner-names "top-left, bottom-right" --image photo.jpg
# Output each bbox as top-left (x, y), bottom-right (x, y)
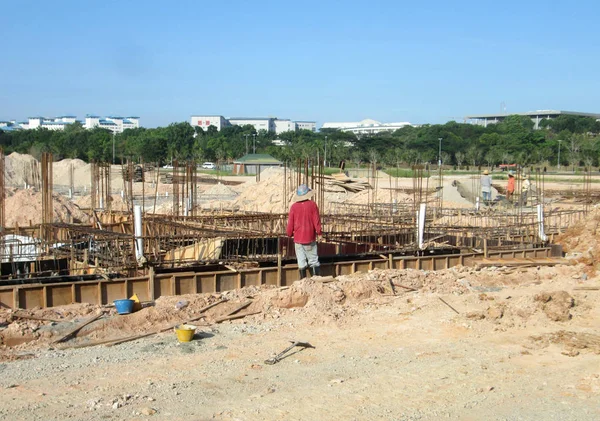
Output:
top-left (174, 324), bottom-right (196, 342)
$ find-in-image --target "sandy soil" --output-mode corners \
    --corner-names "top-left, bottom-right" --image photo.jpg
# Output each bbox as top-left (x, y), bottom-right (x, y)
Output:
top-left (1, 261), bottom-right (599, 420)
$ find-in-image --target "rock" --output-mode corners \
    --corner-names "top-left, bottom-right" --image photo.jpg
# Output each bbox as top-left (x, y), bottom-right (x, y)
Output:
top-left (534, 291), bottom-right (574, 322)
top-left (175, 300), bottom-right (188, 310)
top-left (561, 349), bottom-right (580, 357)
top-left (272, 290), bottom-right (309, 308)
top-left (486, 305), bottom-right (505, 321)
top-left (141, 407), bottom-right (157, 416)
top-left (112, 401), bottom-right (121, 409)
top-left (466, 311), bottom-right (485, 320)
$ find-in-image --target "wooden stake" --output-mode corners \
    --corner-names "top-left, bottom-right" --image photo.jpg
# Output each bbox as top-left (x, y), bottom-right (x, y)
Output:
top-left (438, 297), bottom-right (460, 314)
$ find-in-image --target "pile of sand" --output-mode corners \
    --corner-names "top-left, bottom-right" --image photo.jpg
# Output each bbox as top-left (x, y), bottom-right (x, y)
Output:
top-left (74, 194), bottom-right (130, 211)
top-left (4, 152), bottom-right (39, 187)
top-left (231, 167), bottom-right (291, 213)
top-left (203, 183), bottom-right (238, 196)
top-left (343, 187), bottom-right (412, 205)
top-left (555, 207), bottom-right (600, 259)
top-left (229, 167), bottom-right (359, 213)
top-left (5, 188), bottom-right (91, 226)
top-left (52, 158), bottom-right (92, 187)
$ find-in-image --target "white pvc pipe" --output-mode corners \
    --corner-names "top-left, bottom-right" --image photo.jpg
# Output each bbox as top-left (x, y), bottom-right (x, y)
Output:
top-left (537, 204), bottom-right (547, 242)
top-left (475, 196), bottom-right (480, 211)
top-left (417, 203), bottom-right (426, 250)
top-left (134, 205), bottom-right (144, 260)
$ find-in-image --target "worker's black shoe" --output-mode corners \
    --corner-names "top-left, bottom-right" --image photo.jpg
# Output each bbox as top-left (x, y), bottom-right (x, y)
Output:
top-left (309, 266), bottom-right (321, 276)
top-left (299, 268), bottom-right (308, 279)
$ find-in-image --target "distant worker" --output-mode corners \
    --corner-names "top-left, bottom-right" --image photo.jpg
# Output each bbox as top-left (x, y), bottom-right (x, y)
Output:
top-left (520, 174), bottom-right (531, 206)
top-left (506, 171), bottom-right (515, 202)
top-left (286, 184), bottom-right (322, 279)
top-left (481, 170), bottom-right (492, 202)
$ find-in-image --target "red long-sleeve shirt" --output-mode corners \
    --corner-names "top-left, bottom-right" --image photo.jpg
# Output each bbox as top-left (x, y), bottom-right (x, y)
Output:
top-left (286, 200), bottom-right (322, 244)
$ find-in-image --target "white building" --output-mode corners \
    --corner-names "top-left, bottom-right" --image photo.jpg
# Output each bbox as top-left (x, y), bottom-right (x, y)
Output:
top-left (228, 117), bottom-right (276, 133)
top-left (321, 119), bottom-right (414, 135)
top-left (190, 115), bottom-right (316, 135)
top-left (190, 115), bottom-right (230, 131)
top-left (295, 121), bottom-right (317, 132)
top-left (274, 119), bottom-right (296, 134)
top-left (3, 115), bottom-right (140, 133)
top-left (27, 115), bottom-right (77, 131)
top-left (84, 115), bottom-right (140, 133)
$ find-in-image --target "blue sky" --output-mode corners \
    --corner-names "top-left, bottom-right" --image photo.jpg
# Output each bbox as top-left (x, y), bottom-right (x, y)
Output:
top-left (1, 0), bottom-right (598, 128)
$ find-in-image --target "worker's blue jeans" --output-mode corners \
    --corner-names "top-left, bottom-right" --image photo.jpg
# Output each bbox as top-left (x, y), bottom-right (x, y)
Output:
top-left (482, 191), bottom-right (491, 201)
top-left (295, 242), bottom-right (319, 270)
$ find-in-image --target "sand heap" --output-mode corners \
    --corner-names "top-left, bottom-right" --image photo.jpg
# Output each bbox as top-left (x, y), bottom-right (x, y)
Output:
top-left (555, 206), bottom-right (600, 263)
top-left (343, 185), bottom-right (412, 205)
top-left (74, 194), bottom-right (130, 212)
top-left (4, 152), bottom-right (39, 187)
top-left (52, 158), bottom-right (92, 188)
top-left (5, 189), bottom-right (91, 226)
top-left (229, 167), bottom-right (348, 213)
top-left (230, 167), bottom-right (291, 213)
top-left (203, 183), bottom-right (238, 196)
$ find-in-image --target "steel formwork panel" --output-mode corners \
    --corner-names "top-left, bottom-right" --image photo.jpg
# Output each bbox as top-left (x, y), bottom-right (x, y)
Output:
top-left (0, 247), bottom-right (555, 310)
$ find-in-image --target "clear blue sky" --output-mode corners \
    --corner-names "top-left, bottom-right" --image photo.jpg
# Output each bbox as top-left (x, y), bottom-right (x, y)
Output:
top-left (1, 0), bottom-right (598, 128)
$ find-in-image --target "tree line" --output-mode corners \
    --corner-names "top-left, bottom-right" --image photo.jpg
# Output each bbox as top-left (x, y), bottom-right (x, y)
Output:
top-left (0, 114), bottom-right (599, 169)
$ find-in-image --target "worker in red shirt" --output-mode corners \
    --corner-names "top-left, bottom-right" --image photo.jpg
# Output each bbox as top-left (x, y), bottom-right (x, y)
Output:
top-left (286, 184), bottom-right (322, 279)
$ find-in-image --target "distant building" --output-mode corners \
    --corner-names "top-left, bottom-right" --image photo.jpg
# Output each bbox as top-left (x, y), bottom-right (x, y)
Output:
top-left (321, 118), bottom-right (414, 135)
top-left (190, 115), bottom-right (316, 135)
top-left (228, 117), bottom-right (276, 133)
top-left (190, 115), bottom-right (230, 131)
top-left (1, 115), bottom-right (140, 133)
top-left (84, 115), bottom-right (140, 133)
top-left (465, 110), bottom-right (600, 130)
top-left (232, 153), bottom-right (282, 175)
top-left (274, 119), bottom-right (296, 134)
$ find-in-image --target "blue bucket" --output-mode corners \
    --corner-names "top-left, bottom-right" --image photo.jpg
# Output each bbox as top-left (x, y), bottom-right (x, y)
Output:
top-left (114, 299), bottom-right (135, 315)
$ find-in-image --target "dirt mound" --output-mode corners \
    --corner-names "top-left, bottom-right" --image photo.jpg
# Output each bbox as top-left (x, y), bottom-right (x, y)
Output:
top-left (555, 208), bottom-right (600, 262)
top-left (203, 183), bottom-right (238, 196)
top-left (534, 291), bottom-right (574, 321)
top-left (5, 189), bottom-right (91, 226)
top-left (232, 167), bottom-right (291, 213)
top-left (530, 330), bottom-right (600, 355)
top-left (52, 158), bottom-right (91, 187)
top-left (4, 152), bottom-right (39, 187)
top-left (74, 194), bottom-right (129, 211)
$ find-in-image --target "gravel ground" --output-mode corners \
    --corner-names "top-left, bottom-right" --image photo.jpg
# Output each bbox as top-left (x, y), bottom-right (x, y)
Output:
top-left (1, 272), bottom-right (599, 421)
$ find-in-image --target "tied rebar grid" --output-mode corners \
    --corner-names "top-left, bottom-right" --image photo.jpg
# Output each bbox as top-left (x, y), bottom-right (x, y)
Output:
top-left (41, 152), bottom-right (53, 241)
top-left (173, 159), bottom-right (180, 216)
top-left (583, 166), bottom-right (592, 213)
top-left (90, 162), bottom-right (111, 211)
top-left (0, 149), bottom-right (4, 230)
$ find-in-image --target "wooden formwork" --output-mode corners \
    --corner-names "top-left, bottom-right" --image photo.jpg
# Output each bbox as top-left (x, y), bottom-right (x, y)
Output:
top-left (0, 247), bottom-right (554, 310)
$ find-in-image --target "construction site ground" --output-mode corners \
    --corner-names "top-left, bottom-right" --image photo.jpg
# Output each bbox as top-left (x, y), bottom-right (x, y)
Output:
top-left (1, 262), bottom-right (599, 420)
top-left (1, 154), bottom-right (600, 420)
